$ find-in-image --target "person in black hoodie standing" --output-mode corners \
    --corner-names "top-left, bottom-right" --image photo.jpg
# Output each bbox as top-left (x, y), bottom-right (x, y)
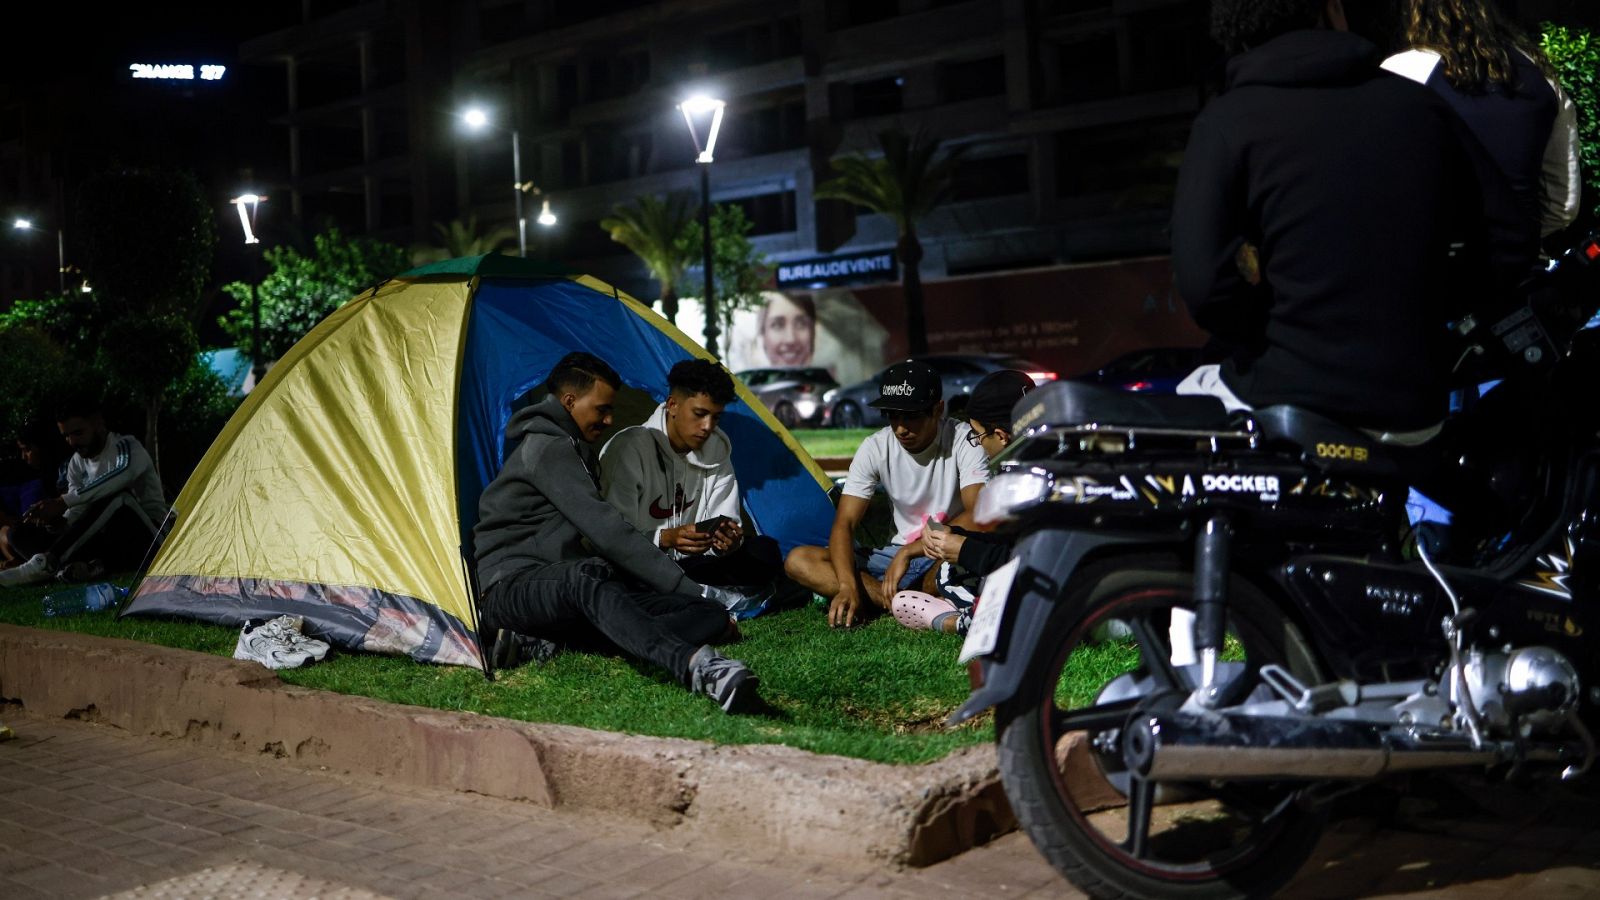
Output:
top-left (474, 351), bottom-right (759, 712)
top-left (1172, 0), bottom-right (1537, 438)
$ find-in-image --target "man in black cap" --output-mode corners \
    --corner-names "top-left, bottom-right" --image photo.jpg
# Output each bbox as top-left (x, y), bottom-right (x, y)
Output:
top-left (782, 360), bottom-right (990, 628)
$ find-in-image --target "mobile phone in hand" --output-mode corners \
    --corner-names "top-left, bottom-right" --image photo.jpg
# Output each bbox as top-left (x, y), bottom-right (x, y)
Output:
top-left (925, 517), bottom-right (950, 533)
top-left (695, 515), bottom-right (733, 534)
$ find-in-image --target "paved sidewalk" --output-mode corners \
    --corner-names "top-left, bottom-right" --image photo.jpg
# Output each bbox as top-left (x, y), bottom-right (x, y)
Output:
top-left (3, 711), bottom-right (1598, 898)
top-left (0, 712), bottom-right (1071, 899)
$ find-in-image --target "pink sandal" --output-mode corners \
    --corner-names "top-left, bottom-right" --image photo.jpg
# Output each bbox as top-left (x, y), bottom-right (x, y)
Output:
top-left (893, 590), bottom-right (960, 631)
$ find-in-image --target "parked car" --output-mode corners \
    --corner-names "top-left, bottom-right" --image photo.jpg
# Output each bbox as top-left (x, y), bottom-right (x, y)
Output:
top-left (823, 353), bottom-right (1058, 428)
top-left (735, 366), bottom-right (839, 428)
top-left (1075, 346), bottom-right (1212, 393)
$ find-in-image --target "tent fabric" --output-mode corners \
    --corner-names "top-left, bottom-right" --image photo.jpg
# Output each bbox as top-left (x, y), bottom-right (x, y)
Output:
top-left (125, 267), bottom-right (833, 671)
top-left (130, 278), bottom-right (480, 665)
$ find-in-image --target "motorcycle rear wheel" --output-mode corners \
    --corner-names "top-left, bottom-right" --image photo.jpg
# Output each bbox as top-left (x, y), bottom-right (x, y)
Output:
top-left (996, 559), bottom-right (1328, 899)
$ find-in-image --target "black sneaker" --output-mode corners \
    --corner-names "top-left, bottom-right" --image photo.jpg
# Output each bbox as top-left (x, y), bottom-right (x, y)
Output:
top-left (688, 646), bottom-right (759, 713)
top-left (491, 628), bottom-right (560, 670)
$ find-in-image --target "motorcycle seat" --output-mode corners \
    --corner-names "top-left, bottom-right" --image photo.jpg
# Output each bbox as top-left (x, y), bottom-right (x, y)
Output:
top-left (1012, 380), bottom-right (1233, 431)
top-left (1250, 405), bottom-right (1402, 477)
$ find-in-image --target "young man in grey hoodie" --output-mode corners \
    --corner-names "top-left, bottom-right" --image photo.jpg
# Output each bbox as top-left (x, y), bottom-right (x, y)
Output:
top-left (599, 359), bottom-right (782, 591)
top-left (473, 352), bottom-right (759, 712)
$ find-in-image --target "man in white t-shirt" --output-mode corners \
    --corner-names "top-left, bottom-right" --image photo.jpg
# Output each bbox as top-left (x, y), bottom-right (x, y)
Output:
top-left (783, 360), bottom-right (989, 627)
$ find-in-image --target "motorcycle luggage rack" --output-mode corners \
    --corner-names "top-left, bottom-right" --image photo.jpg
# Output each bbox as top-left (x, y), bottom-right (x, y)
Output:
top-left (1028, 421), bottom-right (1261, 456)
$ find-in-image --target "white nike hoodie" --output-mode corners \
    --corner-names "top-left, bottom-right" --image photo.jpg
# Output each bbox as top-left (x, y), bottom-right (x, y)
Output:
top-left (599, 403), bottom-right (741, 560)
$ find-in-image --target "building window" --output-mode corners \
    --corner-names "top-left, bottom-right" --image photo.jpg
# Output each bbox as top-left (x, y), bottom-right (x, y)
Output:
top-left (843, 76), bottom-right (903, 118)
top-left (733, 191), bottom-right (797, 236)
top-left (1045, 32), bottom-right (1120, 105)
top-left (950, 153), bottom-right (1030, 202)
top-left (1055, 121), bottom-right (1188, 204)
top-left (478, 4), bottom-right (526, 46)
top-left (939, 55), bottom-right (1006, 104)
top-left (1127, 8), bottom-right (1212, 94)
top-left (587, 50), bottom-right (650, 103)
top-left (723, 97), bottom-right (806, 158)
top-left (826, 0), bottom-right (899, 31)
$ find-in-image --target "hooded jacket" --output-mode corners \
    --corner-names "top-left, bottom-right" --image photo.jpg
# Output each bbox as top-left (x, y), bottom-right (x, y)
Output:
top-left (473, 396), bottom-right (698, 595)
top-left (1172, 29), bottom-right (1536, 431)
top-left (599, 403), bottom-right (740, 560)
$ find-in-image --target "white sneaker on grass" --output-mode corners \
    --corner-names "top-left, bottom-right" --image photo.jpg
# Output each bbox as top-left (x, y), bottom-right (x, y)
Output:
top-left (233, 615), bottom-right (330, 669)
top-left (0, 554), bottom-right (53, 588)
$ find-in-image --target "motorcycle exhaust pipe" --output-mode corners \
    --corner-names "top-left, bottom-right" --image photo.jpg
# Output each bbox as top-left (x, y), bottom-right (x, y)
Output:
top-left (1124, 710), bottom-right (1500, 781)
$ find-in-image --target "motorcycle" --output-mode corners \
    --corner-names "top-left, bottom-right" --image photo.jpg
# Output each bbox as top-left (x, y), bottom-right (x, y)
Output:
top-left (948, 233), bottom-right (1600, 898)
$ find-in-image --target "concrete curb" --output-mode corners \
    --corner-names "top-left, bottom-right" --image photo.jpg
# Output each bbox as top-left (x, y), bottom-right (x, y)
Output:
top-left (0, 624), bottom-right (1014, 867)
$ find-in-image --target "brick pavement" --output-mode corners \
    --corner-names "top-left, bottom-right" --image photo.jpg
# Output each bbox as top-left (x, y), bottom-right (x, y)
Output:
top-left (3, 711), bottom-right (1598, 899)
top-left (0, 712), bottom-right (1072, 899)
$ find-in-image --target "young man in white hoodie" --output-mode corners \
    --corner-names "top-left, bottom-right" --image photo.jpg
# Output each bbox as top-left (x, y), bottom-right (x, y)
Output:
top-left (0, 400), bottom-right (167, 587)
top-left (600, 359), bottom-right (782, 590)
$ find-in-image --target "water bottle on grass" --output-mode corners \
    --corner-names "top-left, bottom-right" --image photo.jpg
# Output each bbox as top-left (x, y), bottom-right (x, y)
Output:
top-left (42, 583), bottom-right (127, 617)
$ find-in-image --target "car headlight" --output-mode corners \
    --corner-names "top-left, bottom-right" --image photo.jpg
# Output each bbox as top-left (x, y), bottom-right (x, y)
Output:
top-left (822, 388), bottom-right (839, 404)
top-left (974, 469), bottom-right (1054, 525)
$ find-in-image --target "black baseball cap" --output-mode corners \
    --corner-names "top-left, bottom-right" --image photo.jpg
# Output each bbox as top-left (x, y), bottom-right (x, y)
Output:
top-left (869, 360), bottom-right (942, 411)
top-left (965, 370), bottom-right (1037, 429)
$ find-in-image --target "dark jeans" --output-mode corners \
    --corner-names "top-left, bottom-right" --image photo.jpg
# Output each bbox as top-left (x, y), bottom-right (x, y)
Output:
top-left (481, 557), bottom-right (729, 680)
top-left (11, 495), bottom-right (156, 569)
top-left (678, 535), bottom-right (782, 587)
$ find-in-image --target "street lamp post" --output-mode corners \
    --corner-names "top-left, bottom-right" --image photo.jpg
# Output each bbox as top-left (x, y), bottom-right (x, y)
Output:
top-left (678, 95), bottom-right (726, 357)
top-left (462, 107), bottom-right (556, 258)
top-left (228, 194), bottom-right (268, 388)
top-left (11, 218), bottom-right (65, 295)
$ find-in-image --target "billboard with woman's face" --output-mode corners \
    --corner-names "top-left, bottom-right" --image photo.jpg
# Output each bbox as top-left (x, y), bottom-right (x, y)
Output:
top-left (721, 256), bottom-right (1203, 384)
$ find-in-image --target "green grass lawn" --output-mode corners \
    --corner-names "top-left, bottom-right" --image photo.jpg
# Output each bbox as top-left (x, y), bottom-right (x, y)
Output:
top-left (792, 427), bottom-right (875, 460)
top-left (0, 574), bottom-right (993, 764)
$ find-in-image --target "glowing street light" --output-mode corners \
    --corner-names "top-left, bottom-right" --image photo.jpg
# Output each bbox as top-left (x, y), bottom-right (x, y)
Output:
top-left (678, 93), bottom-right (726, 356)
top-left (229, 193), bottom-right (269, 387)
top-left (458, 105), bottom-right (556, 256)
top-left (229, 193), bottom-right (265, 245)
top-left (12, 218), bottom-right (65, 294)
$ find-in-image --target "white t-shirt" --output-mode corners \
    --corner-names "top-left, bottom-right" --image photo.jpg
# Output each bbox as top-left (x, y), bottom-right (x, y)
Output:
top-left (841, 419), bottom-right (990, 546)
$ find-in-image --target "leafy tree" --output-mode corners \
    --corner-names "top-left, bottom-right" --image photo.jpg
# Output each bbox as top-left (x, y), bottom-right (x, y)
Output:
top-left (685, 204), bottom-right (773, 343)
top-left (0, 323), bottom-right (73, 440)
top-left (76, 168), bottom-right (217, 473)
top-left (219, 226), bottom-right (410, 361)
top-left (0, 292), bottom-right (99, 355)
top-left (410, 215), bottom-right (518, 266)
top-left (601, 193), bottom-right (696, 323)
top-left (1542, 24), bottom-right (1600, 221)
top-left (814, 129), bottom-right (966, 355)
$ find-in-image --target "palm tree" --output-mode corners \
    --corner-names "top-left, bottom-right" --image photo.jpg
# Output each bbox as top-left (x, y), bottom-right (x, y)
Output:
top-left (814, 129), bottom-right (965, 355)
top-left (409, 216), bottom-right (518, 266)
top-left (600, 193), bottom-right (696, 323)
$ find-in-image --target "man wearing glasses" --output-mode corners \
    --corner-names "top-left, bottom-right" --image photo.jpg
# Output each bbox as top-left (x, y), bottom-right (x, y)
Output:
top-left (782, 360), bottom-right (989, 627)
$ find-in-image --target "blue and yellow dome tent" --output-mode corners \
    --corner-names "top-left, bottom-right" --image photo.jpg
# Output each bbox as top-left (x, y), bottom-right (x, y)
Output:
top-left (124, 255), bottom-right (834, 670)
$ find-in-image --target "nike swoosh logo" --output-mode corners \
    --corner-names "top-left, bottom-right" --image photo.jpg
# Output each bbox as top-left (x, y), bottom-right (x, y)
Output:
top-left (649, 499), bottom-right (674, 519)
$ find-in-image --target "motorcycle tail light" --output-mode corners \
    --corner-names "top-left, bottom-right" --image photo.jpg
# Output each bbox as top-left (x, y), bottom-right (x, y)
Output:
top-left (1126, 380), bottom-right (1154, 391)
top-left (1027, 370), bottom-right (1057, 382)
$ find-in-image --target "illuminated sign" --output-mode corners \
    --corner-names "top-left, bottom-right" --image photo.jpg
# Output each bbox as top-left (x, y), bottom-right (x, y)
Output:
top-left (130, 64), bottom-right (226, 81)
top-left (776, 249), bottom-right (897, 289)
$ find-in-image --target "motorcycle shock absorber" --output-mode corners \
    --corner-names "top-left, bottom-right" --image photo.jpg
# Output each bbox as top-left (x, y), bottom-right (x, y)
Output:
top-left (1189, 514), bottom-right (1233, 710)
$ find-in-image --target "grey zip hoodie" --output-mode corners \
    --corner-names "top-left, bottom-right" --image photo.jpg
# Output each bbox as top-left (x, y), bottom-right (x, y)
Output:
top-left (474, 395), bottom-right (699, 595)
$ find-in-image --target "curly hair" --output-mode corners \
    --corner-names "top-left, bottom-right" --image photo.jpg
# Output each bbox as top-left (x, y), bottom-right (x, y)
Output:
top-left (667, 359), bottom-right (736, 406)
top-left (1209, 0), bottom-right (1326, 54)
top-left (1402, 0), bottom-right (1545, 92)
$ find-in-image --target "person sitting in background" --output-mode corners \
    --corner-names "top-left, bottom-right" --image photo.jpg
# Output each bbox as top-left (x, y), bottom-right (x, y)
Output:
top-left (0, 401), bottom-right (167, 587)
top-left (600, 359), bottom-right (782, 606)
top-left (1374, 0), bottom-right (1580, 239)
top-left (894, 370), bottom-right (1036, 634)
top-left (783, 360), bottom-right (989, 628)
top-left (0, 422), bottom-right (66, 570)
top-left (473, 351), bottom-right (760, 713)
